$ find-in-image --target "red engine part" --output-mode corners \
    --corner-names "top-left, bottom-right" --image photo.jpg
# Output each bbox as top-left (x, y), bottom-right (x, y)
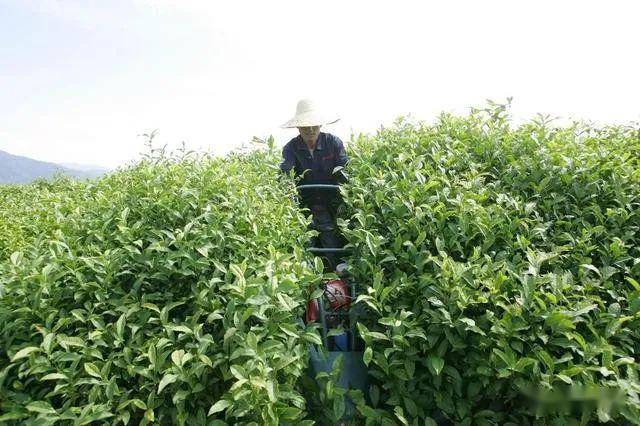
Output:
top-left (324, 279), bottom-right (350, 311)
top-left (305, 279), bottom-right (351, 323)
top-left (306, 298), bottom-right (320, 323)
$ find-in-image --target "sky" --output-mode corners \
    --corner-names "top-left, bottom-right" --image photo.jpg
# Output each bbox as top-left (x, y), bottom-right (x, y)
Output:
top-left (0, 0), bottom-right (639, 169)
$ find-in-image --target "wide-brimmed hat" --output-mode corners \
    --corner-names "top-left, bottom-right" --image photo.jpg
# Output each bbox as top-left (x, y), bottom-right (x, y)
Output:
top-left (281, 99), bottom-right (340, 128)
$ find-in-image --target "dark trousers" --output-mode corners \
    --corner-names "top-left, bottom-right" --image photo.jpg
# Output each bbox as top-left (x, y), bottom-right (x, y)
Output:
top-left (310, 204), bottom-right (342, 270)
top-left (311, 204), bottom-right (341, 246)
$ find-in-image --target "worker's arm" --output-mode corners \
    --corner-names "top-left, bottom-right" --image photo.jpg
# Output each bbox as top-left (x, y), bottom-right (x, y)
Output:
top-left (334, 137), bottom-right (349, 168)
top-left (280, 144), bottom-right (296, 175)
top-left (332, 136), bottom-right (349, 183)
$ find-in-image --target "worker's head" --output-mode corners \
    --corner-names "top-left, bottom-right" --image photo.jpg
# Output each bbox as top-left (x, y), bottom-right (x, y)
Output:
top-left (297, 125), bottom-right (321, 145)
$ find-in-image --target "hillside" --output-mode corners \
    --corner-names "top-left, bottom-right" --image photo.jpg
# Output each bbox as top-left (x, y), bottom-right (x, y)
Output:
top-left (0, 149), bottom-right (106, 184)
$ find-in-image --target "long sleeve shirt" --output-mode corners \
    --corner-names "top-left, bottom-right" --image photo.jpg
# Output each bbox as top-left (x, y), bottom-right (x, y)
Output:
top-left (280, 132), bottom-right (348, 185)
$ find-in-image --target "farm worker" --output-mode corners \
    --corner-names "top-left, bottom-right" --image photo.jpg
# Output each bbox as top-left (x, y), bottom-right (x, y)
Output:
top-left (280, 98), bottom-right (349, 255)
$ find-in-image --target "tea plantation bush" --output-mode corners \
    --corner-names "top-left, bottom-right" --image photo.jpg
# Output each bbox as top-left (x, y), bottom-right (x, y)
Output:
top-left (340, 104), bottom-right (640, 424)
top-left (0, 177), bottom-right (86, 261)
top-left (0, 147), bottom-right (322, 425)
top-left (1, 105), bottom-right (639, 425)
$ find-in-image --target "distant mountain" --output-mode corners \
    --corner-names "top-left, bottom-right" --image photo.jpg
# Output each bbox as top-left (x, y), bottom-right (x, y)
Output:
top-left (0, 150), bottom-right (108, 184)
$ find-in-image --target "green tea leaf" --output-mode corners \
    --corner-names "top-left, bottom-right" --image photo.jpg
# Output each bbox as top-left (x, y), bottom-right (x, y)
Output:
top-left (84, 363), bottom-right (102, 379)
top-left (208, 399), bottom-right (232, 415)
top-left (363, 346), bottom-right (373, 366)
top-left (158, 373), bottom-right (178, 394)
top-left (26, 401), bottom-right (57, 414)
top-left (427, 356), bottom-right (444, 375)
top-left (10, 346), bottom-right (40, 362)
top-left (41, 373), bottom-right (67, 381)
top-left (333, 396), bottom-right (345, 420)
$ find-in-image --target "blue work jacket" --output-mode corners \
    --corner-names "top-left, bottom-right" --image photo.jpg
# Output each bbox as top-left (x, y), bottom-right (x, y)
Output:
top-left (279, 132), bottom-right (349, 185)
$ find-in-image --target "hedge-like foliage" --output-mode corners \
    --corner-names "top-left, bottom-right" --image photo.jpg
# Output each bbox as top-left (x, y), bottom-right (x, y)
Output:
top-left (0, 177), bottom-right (86, 261)
top-left (0, 146), bottom-right (321, 425)
top-left (341, 104), bottom-right (640, 425)
top-left (2, 105), bottom-right (639, 425)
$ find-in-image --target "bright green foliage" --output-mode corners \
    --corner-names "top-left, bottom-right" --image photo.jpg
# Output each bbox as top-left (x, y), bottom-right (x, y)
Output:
top-left (2, 105), bottom-right (639, 425)
top-left (0, 145), bottom-right (321, 425)
top-left (341, 103), bottom-right (640, 424)
top-left (0, 177), bottom-right (86, 260)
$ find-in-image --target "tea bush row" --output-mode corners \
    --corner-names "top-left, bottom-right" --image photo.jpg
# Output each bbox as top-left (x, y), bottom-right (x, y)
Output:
top-left (340, 104), bottom-right (640, 424)
top-left (0, 147), bottom-right (321, 425)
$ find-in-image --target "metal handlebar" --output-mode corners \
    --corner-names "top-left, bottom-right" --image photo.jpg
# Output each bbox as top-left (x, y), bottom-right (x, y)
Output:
top-left (296, 184), bottom-right (341, 191)
top-left (308, 247), bottom-right (350, 254)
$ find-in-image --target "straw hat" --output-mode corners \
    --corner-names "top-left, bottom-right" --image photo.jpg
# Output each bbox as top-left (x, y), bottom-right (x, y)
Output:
top-left (281, 98), bottom-right (339, 128)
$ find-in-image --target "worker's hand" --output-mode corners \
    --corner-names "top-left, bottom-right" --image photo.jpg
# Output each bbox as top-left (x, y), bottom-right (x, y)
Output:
top-left (332, 166), bottom-right (349, 184)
